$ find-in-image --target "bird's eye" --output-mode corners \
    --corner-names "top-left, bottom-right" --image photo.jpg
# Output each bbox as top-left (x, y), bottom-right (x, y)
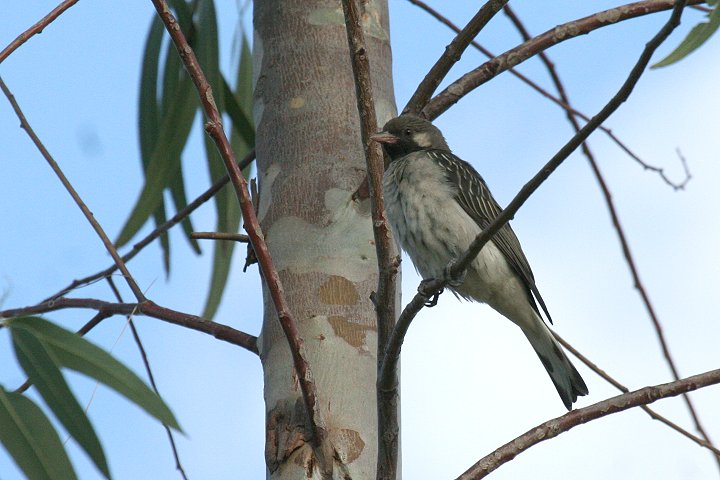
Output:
top-left (403, 128), bottom-right (412, 136)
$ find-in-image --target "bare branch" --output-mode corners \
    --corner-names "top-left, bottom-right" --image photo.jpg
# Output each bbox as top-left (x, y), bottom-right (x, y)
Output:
top-left (0, 298), bottom-right (259, 355)
top-left (380, 0), bottom-right (689, 389)
top-left (341, 1), bottom-right (402, 478)
top-left (0, 77), bottom-right (146, 303)
top-left (502, 4), bottom-right (718, 464)
top-left (44, 149), bottom-right (255, 303)
top-left (422, 0), bottom-right (704, 120)
top-left (191, 232), bottom-right (250, 243)
top-left (457, 368), bottom-right (720, 479)
top-left (589, 150), bottom-right (717, 458)
top-left (402, 0), bottom-right (508, 115)
top-left (0, 0), bottom-right (80, 64)
top-left (409, 0), bottom-right (692, 190)
top-left (148, 0), bottom-right (322, 447)
top-left (106, 277), bottom-right (189, 480)
top-left (554, 332), bottom-right (720, 458)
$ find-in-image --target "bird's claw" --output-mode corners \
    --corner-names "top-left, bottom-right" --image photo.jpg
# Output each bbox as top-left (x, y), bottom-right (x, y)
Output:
top-left (418, 279), bottom-right (443, 307)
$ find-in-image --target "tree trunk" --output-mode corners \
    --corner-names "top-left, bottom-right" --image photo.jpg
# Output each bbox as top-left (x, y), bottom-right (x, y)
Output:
top-left (253, 1), bottom-right (397, 477)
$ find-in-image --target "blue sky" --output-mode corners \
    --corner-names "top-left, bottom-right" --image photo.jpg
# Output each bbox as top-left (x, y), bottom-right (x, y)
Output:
top-left (1, 1), bottom-right (719, 479)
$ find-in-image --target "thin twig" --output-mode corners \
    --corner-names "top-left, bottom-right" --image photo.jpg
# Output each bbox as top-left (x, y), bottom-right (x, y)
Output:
top-left (456, 368), bottom-right (720, 479)
top-left (0, 298), bottom-right (259, 355)
top-left (553, 331), bottom-right (720, 458)
top-left (502, 4), bottom-right (718, 465)
top-left (402, 0), bottom-right (509, 115)
top-left (148, 0), bottom-right (323, 448)
top-left (44, 149), bottom-right (255, 303)
top-left (408, 0), bottom-right (692, 190)
top-left (191, 232), bottom-right (250, 242)
top-left (0, 0), bottom-right (80, 64)
top-left (380, 0), bottom-right (689, 390)
top-left (422, 0), bottom-right (704, 120)
top-left (341, 1), bottom-right (401, 478)
top-left (106, 278), bottom-right (189, 480)
top-left (0, 77), bottom-right (146, 302)
top-left (588, 146), bottom-right (718, 460)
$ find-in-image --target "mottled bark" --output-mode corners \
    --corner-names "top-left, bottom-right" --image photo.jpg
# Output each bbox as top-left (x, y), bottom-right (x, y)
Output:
top-left (253, 1), bottom-right (398, 477)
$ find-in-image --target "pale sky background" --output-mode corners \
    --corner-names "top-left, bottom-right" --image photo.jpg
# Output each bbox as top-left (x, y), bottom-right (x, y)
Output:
top-left (1, 1), bottom-right (719, 479)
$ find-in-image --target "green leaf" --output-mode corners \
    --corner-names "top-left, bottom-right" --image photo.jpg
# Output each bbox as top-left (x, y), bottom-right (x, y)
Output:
top-left (8, 317), bottom-right (181, 431)
top-left (222, 78), bottom-right (255, 148)
top-left (202, 33), bottom-right (255, 319)
top-left (139, 17), bottom-right (163, 163)
top-left (168, 161), bottom-right (202, 255)
top-left (12, 329), bottom-right (109, 478)
top-left (196, 0), bottom-right (232, 319)
top-left (0, 386), bottom-right (77, 480)
top-left (117, 42), bottom-right (198, 248)
top-left (139, 16), bottom-right (173, 272)
top-left (652, 3), bottom-right (720, 68)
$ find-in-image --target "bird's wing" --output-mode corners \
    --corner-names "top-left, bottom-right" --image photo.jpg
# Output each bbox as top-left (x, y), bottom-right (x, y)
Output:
top-left (428, 150), bottom-right (553, 324)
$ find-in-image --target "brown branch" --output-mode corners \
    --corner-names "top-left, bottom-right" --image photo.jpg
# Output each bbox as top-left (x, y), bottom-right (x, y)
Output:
top-left (422, 0), bottom-right (704, 121)
top-left (191, 232), bottom-right (250, 243)
top-left (380, 0), bottom-right (688, 389)
top-left (106, 278), bottom-right (189, 480)
top-left (44, 149), bottom-right (255, 303)
top-left (0, 0), bottom-right (80, 64)
top-left (503, 4), bottom-right (718, 465)
top-left (148, 0), bottom-right (322, 447)
top-left (589, 150), bottom-right (717, 458)
top-left (341, 1), bottom-right (401, 478)
top-left (0, 298), bottom-right (259, 355)
top-left (456, 368), bottom-right (720, 479)
top-left (0, 77), bottom-right (146, 303)
top-left (409, 0), bottom-right (692, 191)
top-left (554, 332), bottom-right (720, 458)
top-left (402, 0), bottom-right (508, 115)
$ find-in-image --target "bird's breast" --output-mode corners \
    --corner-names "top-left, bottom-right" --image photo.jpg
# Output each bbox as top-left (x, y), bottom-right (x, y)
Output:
top-left (383, 153), bottom-right (481, 280)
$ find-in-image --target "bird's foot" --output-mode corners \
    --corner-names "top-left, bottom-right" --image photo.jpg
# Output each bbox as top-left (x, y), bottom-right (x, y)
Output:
top-left (418, 279), bottom-right (443, 307)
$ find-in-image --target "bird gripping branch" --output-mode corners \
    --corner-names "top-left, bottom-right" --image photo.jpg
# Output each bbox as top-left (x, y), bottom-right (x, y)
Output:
top-left (372, 115), bottom-right (588, 410)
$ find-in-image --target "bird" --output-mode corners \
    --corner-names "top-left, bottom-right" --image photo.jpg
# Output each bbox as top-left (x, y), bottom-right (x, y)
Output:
top-left (371, 114), bottom-right (588, 410)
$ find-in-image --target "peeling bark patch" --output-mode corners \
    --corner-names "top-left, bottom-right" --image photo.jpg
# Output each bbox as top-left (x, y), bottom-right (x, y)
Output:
top-left (330, 428), bottom-right (365, 465)
top-left (289, 96), bottom-right (305, 109)
top-left (318, 275), bottom-right (359, 305)
top-left (265, 398), bottom-right (310, 473)
top-left (328, 315), bottom-right (372, 349)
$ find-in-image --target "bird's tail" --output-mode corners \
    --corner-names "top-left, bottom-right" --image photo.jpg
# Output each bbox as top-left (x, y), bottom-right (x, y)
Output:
top-left (522, 321), bottom-right (588, 410)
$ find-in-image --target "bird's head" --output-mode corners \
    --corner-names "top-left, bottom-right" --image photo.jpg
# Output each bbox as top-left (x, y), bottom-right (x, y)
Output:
top-left (370, 115), bottom-right (449, 160)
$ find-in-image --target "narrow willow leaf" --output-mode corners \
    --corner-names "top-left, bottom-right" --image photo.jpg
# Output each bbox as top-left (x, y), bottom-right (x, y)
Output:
top-left (169, 162), bottom-right (202, 254)
top-left (139, 16), bottom-right (163, 162)
top-left (0, 386), bottom-right (77, 480)
top-left (12, 329), bottom-right (109, 478)
top-left (222, 78), bottom-right (255, 148)
top-left (8, 317), bottom-right (180, 431)
top-left (652, 3), bottom-right (720, 68)
top-left (117, 48), bottom-right (198, 248)
top-left (138, 15), bottom-right (173, 272)
top-left (158, 32), bottom-right (199, 260)
top-left (201, 32), bottom-right (255, 319)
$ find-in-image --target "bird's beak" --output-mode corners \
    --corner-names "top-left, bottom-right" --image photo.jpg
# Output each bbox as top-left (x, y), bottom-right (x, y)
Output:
top-left (369, 131), bottom-right (398, 144)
